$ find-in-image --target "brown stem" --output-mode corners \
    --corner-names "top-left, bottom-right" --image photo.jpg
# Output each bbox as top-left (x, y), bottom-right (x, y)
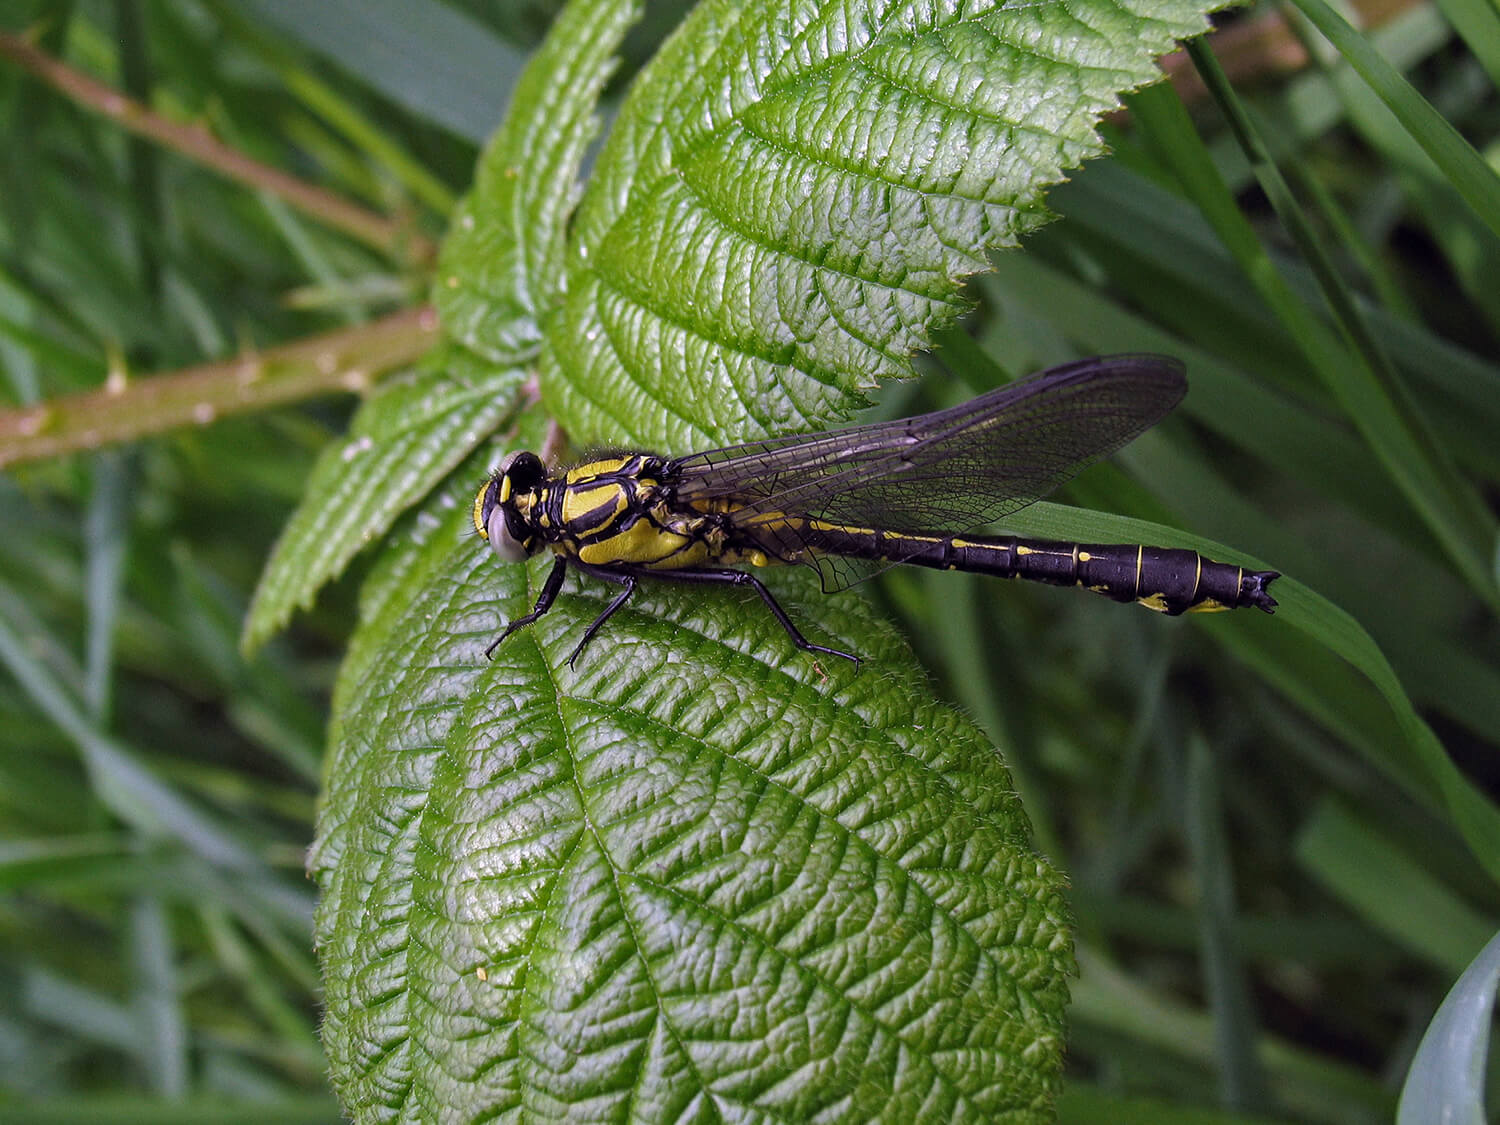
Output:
top-left (0, 306), bottom-right (441, 467)
top-left (0, 29), bottom-right (437, 267)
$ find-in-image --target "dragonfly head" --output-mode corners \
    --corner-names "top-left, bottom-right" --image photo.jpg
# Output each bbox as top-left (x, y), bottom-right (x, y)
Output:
top-left (474, 451), bottom-right (548, 563)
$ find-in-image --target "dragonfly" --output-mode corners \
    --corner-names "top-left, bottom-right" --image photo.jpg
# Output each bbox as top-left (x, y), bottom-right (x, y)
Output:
top-left (473, 354), bottom-right (1278, 667)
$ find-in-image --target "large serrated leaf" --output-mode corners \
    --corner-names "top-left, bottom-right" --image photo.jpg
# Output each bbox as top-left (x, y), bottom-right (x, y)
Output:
top-left (313, 465), bottom-right (1074, 1122)
top-left (543, 0), bottom-right (1212, 451)
top-left (241, 352), bottom-right (527, 652)
top-left (312, 0), bottom-right (1241, 1117)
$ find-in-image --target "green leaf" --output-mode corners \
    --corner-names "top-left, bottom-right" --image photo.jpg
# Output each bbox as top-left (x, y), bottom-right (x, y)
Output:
top-left (1397, 927), bottom-right (1500, 1125)
top-left (312, 466), bottom-right (1074, 1121)
top-left (310, 0), bottom-right (1258, 1116)
top-left (542, 0), bottom-right (1213, 452)
top-left (241, 351), bottom-right (527, 653)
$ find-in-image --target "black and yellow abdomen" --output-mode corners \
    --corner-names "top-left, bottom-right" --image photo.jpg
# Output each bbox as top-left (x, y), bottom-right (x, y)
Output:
top-left (791, 523), bottom-right (1277, 615)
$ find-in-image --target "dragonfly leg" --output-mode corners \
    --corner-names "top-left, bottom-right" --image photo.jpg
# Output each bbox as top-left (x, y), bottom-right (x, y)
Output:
top-left (660, 567), bottom-right (861, 667)
top-left (486, 555), bottom-right (567, 659)
top-left (566, 568), bottom-right (638, 669)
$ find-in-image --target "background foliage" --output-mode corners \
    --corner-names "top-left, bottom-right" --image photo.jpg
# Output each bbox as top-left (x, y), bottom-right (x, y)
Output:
top-left (2, 0), bottom-right (1499, 1123)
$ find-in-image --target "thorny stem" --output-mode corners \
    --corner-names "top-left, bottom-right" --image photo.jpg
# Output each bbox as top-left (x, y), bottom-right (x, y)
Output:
top-left (0, 306), bottom-right (441, 467)
top-left (0, 29), bottom-right (437, 267)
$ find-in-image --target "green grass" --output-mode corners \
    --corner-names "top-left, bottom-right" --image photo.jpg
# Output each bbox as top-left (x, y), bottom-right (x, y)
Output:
top-left (2, 1), bottom-right (1498, 1121)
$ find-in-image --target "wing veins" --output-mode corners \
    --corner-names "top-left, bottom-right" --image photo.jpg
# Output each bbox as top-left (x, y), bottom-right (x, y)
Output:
top-left (666, 355), bottom-right (1186, 591)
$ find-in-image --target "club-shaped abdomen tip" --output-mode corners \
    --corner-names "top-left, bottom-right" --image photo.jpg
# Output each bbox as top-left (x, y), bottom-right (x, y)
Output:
top-left (1243, 570), bottom-right (1280, 613)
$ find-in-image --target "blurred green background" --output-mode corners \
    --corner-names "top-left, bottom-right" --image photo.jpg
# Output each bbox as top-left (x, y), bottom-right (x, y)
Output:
top-left (2, 0), bottom-right (1498, 1122)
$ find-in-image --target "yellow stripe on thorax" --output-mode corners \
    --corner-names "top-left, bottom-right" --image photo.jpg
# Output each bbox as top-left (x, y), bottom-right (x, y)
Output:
top-left (560, 481), bottom-right (630, 534)
top-left (574, 520), bottom-right (697, 567)
top-left (557, 458), bottom-right (646, 537)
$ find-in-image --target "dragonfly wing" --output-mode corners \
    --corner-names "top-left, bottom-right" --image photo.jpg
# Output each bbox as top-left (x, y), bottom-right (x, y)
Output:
top-left (669, 355), bottom-right (1187, 592)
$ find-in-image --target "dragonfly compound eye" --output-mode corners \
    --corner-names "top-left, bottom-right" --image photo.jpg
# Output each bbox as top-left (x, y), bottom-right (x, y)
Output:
top-left (486, 504), bottom-right (531, 563)
top-left (475, 451), bottom-right (546, 561)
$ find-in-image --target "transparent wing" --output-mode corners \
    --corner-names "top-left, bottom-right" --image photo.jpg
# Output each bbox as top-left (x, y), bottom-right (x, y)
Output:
top-left (667, 354), bottom-right (1187, 592)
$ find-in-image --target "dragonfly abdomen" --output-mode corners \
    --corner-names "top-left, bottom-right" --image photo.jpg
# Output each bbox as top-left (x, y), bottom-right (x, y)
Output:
top-left (804, 525), bottom-right (1278, 615)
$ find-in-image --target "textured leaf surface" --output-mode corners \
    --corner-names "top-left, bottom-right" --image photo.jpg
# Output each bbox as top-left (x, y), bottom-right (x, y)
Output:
top-left (543, 0), bottom-right (1211, 452)
top-left (312, 467), bottom-right (1073, 1122)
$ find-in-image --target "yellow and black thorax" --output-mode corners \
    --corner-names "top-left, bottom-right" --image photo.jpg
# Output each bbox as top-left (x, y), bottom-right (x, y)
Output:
top-left (473, 450), bottom-right (772, 574)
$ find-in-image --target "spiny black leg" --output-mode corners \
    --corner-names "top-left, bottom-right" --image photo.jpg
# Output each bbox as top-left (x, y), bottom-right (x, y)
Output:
top-left (656, 567), bottom-right (860, 667)
top-left (566, 570), bottom-right (636, 669)
top-left (486, 556), bottom-right (568, 659)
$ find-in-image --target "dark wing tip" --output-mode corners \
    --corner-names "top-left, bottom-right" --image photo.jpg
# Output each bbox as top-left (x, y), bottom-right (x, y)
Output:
top-left (1111, 352), bottom-right (1188, 402)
